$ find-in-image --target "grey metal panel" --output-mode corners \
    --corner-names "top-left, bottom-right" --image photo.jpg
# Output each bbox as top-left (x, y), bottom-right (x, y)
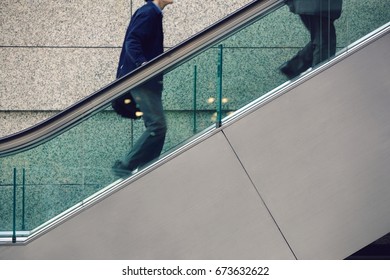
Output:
top-left (223, 32), bottom-right (390, 259)
top-left (0, 132), bottom-right (295, 259)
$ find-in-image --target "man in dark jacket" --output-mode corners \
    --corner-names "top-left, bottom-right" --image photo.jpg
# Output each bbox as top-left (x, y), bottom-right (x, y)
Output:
top-left (113, 0), bottom-right (173, 177)
top-left (280, 0), bottom-right (343, 79)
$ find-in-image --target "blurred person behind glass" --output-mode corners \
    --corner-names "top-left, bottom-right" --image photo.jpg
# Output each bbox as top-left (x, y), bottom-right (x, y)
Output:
top-left (280, 0), bottom-right (343, 79)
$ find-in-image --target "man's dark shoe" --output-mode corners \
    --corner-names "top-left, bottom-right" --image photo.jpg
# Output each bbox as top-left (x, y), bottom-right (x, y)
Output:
top-left (112, 160), bottom-right (136, 178)
top-left (279, 62), bottom-right (298, 80)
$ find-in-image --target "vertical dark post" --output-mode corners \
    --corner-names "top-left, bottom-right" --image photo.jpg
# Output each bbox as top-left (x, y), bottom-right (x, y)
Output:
top-left (12, 168), bottom-right (17, 243)
top-left (217, 44), bottom-right (223, 128)
top-left (193, 65), bottom-right (198, 134)
top-left (22, 168), bottom-right (26, 231)
top-left (131, 119), bottom-right (134, 148)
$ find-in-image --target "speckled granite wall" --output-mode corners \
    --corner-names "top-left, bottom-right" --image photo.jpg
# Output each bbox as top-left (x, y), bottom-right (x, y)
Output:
top-left (1, 0), bottom-right (389, 233)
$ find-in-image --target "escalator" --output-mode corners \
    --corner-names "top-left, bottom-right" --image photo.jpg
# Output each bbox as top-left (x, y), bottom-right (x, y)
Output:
top-left (0, 0), bottom-right (389, 259)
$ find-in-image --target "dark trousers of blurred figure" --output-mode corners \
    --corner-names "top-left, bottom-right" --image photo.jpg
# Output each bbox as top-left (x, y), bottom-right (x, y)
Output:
top-left (280, 0), bottom-right (343, 79)
top-left (284, 15), bottom-right (337, 78)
